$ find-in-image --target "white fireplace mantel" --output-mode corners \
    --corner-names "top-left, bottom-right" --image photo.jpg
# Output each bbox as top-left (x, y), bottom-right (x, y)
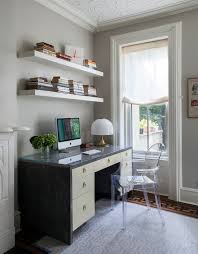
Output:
top-left (0, 126), bottom-right (29, 253)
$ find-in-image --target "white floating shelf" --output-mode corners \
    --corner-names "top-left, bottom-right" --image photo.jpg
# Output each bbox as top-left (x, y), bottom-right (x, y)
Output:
top-left (19, 51), bottom-right (104, 77)
top-left (19, 90), bottom-right (104, 103)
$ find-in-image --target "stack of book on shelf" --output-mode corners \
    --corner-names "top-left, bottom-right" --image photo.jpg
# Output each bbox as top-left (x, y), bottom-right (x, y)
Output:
top-left (34, 42), bottom-right (56, 57)
top-left (83, 59), bottom-right (97, 69)
top-left (68, 80), bottom-right (84, 96)
top-left (83, 85), bottom-right (97, 97)
top-left (26, 77), bottom-right (54, 91)
top-left (51, 76), bottom-right (70, 94)
top-left (56, 52), bottom-right (72, 62)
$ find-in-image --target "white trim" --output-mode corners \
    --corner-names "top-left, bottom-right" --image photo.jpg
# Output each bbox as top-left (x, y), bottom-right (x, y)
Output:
top-left (180, 187), bottom-right (198, 205)
top-left (33, 0), bottom-right (198, 32)
top-left (110, 23), bottom-right (182, 201)
top-left (33, 0), bottom-right (96, 32)
top-left (97, 0), bottom-right (198, 32)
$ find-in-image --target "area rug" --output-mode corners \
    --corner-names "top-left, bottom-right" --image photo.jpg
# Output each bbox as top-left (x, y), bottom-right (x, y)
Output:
top-left (128, 190), bottom-right (198, 218)
top-left (17, 200), bottom-right (198, 254)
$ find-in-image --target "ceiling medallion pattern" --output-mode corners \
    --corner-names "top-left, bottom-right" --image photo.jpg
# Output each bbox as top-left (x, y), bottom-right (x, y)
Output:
top-left (65, 0), bottom-right (192, 23)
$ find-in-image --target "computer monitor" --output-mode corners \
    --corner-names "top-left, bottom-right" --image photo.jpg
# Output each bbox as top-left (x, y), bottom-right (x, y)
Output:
top-left (56, 117), bottom-right (81, 150)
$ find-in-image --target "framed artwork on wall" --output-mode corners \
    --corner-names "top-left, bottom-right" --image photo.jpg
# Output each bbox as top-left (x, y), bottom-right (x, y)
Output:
top-left (188, 78), bottom-right (198, 118)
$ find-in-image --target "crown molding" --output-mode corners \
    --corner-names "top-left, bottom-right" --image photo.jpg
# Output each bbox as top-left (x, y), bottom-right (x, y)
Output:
top-left (96, 0), bottom-right (198, 32)
top-left (33, 0), bottom-right (198, 33)
top-left (33, 0), bottom-right (97, 32)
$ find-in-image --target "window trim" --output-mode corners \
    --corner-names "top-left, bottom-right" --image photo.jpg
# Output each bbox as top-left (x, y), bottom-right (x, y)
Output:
top-left (110, 23), bottom-right (182, 201)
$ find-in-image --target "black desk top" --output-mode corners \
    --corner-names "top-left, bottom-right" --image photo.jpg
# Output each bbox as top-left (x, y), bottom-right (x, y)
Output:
top-left (19, 145), bottom-right (132, 169)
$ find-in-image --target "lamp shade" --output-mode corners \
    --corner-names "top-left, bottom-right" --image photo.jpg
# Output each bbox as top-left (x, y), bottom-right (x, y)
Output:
top-left (91, 119), bottom-right (113, 136)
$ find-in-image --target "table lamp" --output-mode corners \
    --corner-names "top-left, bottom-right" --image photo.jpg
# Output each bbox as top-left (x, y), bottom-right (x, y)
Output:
top-left (91, 119), bottom-right (113, 146)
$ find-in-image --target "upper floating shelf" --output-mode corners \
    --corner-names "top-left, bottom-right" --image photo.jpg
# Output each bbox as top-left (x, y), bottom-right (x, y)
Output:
top-left (19, 51), bottom-right (104, 77)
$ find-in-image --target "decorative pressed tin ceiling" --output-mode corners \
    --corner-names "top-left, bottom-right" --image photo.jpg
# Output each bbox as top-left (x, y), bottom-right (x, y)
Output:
top-left (35, 0), bottom-right (198, 31)
top-left (66, 0), bottom-right (193, 23)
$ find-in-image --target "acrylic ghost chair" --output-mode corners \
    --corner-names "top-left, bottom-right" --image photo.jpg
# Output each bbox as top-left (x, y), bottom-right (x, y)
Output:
top-left (111, 143), bottom-right (165, 229)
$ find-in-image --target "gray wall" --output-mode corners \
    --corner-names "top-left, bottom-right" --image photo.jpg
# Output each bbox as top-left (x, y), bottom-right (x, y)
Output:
top-left (16, 0), bottom-right (94, 156)
top-left (94, 9), bottom-right (198, 190)
top-left (0, 0), bottom-right (17, 128)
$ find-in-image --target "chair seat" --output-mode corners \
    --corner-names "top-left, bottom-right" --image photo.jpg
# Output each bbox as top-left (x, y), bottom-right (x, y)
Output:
top-left (119, 175), bottom-right (154, 188)
top-left (136, 166), bottom-right (159, 174)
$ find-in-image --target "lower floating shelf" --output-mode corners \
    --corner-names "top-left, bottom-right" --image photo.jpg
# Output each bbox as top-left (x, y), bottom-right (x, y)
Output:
top-left (19, 90), bottom-right (104, 103)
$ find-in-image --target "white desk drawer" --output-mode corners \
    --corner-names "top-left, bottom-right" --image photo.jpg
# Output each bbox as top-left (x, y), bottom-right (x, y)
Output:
top-left (121, 161), bottom-right (132, 176)
top-left (72, 160), bottom-right (101, 177)
top-left (72, 173), bottom-right (94, 200)
top-left (121, 149), bottom-right (132, 162)
top-left (72, 191), bottom-right (95, 231)
top-left (101, 153), bottom-right (121, 170)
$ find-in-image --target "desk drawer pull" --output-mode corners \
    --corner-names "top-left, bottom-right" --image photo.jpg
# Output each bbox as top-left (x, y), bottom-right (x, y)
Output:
top-left (108, 158), bottom-right (111, 163)
top-left (83, 168), bottom-right (86, 173)
top-left (83, 182), bottom-right (86, 188)
top-left (83, 205), bottom-right (86, 211)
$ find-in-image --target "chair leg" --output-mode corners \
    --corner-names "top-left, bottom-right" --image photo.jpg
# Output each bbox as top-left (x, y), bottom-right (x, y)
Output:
top-left (111, 176), bottom-right (115, 210)
top-left (121, 188), bottom-right (127, 230)
top-left (153, 184), bottom-right (165, 225)
top-left (142, 185), bottom-right (150, 210)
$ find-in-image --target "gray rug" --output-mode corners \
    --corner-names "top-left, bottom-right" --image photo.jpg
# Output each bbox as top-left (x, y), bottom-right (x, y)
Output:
top-left (35, 199), bottom-right (198, 254)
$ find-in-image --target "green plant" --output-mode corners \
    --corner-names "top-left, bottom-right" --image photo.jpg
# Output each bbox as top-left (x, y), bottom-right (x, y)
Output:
top-left (30, 133), bottom-right (57, 150)
top-left (139, 119), bottom-right (147, 129)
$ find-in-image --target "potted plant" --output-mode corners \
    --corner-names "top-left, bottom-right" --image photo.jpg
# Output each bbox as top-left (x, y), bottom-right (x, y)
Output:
top-left (30, 133), bottom-right (57, 157)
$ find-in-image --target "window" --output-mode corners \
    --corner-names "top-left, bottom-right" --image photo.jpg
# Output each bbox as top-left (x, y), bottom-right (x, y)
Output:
top-left (137, 103), bottom-right (168, 151)
top-left (122, 39), bottom-right (168, 154)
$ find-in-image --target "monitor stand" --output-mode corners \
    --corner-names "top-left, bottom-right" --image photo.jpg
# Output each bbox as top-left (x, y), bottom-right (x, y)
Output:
top-left (58, 146), bottom-right (81, 155)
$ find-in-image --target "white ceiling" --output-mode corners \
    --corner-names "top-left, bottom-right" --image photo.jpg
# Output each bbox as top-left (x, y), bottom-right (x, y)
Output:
top-left (66, 0), bottom-right (193, 23)
top-left (35, 0), bottom-right (198, 31)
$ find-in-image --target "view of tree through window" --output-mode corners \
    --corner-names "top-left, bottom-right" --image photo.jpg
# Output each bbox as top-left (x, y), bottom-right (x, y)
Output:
top-left (138, 104), bottom-right (168, 152)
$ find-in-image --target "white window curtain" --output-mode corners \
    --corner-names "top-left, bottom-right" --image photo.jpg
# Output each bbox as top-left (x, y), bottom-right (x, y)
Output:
top-left (121, 40), bottom-right (168, 147)
top-left (122, 40), bottom-right (168, 105)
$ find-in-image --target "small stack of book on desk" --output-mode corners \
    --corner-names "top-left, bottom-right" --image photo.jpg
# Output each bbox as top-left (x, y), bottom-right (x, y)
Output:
top-left (68, 80), bottom-right (84, 96)
top-left (35, 42), bottom-right (56, 57)
top-left (51, 76), bottom-right (70, 94)
top-left (83, 59), bottom-right (97, 69)
top-left (83, 85), bottom-right (97, 97)
top-left (26, 77), bottom-right (54, 91)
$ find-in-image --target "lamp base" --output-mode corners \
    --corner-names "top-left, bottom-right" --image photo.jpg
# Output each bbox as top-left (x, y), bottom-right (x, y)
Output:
top-left (98, 136), bottom-right (107, 147)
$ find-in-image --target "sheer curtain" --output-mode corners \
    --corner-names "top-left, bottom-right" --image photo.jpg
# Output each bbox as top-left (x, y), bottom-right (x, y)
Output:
top-left (122, 40), bottom-right (168, 104)
top-left (121, 40), bottom-right (168, 148)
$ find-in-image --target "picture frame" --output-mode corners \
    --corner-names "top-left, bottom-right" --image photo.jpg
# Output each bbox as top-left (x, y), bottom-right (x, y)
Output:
top-left (188, 78), bottom-right (198, 118)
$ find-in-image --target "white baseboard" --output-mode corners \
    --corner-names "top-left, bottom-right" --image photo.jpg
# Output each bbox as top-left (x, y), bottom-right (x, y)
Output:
top-left (0, 230), bottom-right (15, 254)
top-left (180, 187), bottom-right (198, 205)
top-left (15, 210), bottom-right (21, 233)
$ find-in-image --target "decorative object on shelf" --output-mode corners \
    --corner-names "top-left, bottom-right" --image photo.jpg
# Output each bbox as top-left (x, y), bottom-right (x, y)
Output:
top-left (91, 119), bottom-right (113, 147)
top-left (56, 52), bottom-right (72, 61)
top-left (83, 59), bottom-right (97, 70)
top-left (83, 85), bottom-right (97, 97)
top-left (34, 42), bottom-right (56, 57)
top-left (188, 78), bottom-right (198, 118)
top-left (26, 77), bottom-right (54, 92)
top-left (65, 45), bottom-right (84, 65)
top-left (30, 133), bottom-right (57, 158)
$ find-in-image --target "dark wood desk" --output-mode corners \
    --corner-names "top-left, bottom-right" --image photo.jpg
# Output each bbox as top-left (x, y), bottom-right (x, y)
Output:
top-left (18, 146), bottom-right (132, 244)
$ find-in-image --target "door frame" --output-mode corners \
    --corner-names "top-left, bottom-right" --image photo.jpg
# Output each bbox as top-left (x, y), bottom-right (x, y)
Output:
top-left (110, 22), bottom-right (182, 201)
